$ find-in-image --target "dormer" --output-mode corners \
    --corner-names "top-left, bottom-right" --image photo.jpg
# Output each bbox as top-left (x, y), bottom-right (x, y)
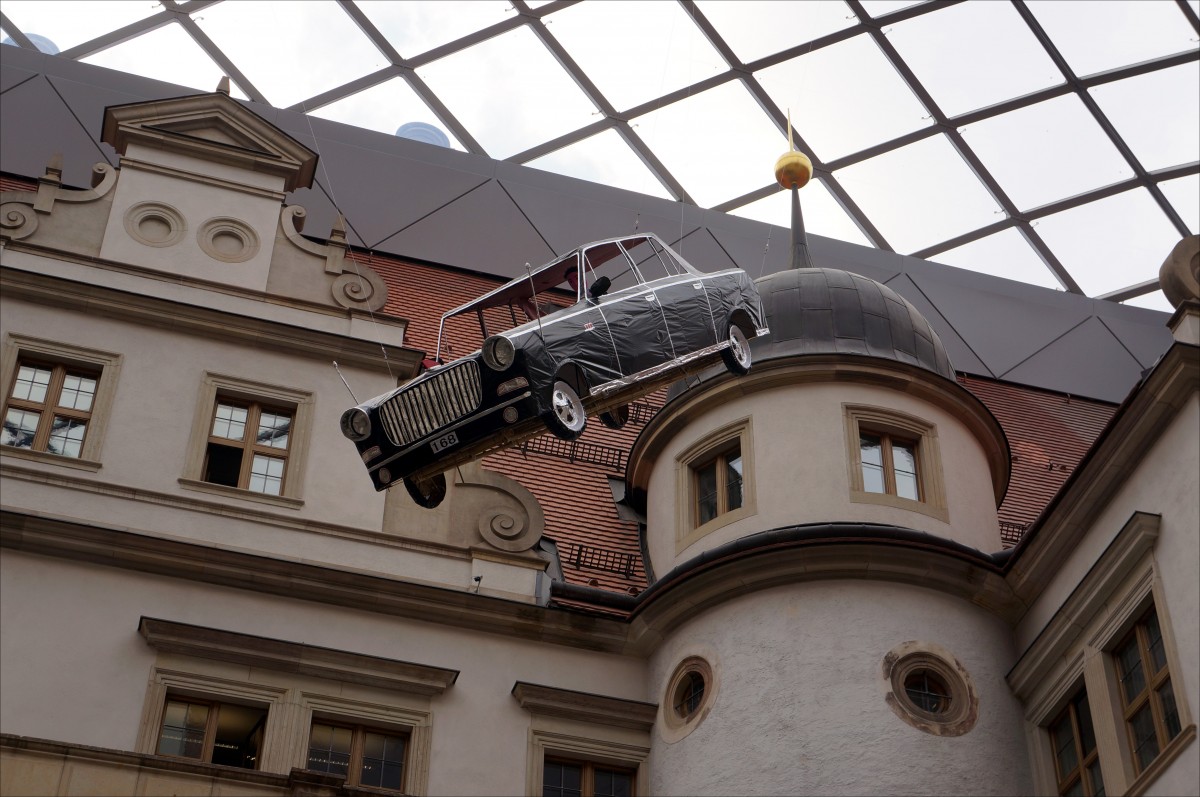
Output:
top-left (96, 91), bottom-right (318, 292)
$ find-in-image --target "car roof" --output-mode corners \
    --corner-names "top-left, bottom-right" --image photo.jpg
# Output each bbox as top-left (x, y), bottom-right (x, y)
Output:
top-left (439, 233), bottom-right (684, 323)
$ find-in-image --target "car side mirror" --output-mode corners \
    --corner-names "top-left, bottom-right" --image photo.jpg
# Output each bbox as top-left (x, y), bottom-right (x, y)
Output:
top-left (588, 275), bottom-right (612, 300)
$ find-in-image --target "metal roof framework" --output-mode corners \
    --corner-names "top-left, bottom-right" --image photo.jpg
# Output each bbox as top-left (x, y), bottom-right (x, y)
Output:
top-left (1, 0), bottom-right (1197, 304)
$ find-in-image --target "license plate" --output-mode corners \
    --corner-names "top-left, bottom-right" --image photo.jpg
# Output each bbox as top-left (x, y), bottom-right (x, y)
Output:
top-left (430, 431), bottom-right (459, 453)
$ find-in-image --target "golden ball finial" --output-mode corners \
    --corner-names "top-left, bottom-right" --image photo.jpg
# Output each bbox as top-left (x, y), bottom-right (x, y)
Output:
top-left (774, 110), bottom-right (812, 190)
top-left (775, 150), bottom-right (812, 190)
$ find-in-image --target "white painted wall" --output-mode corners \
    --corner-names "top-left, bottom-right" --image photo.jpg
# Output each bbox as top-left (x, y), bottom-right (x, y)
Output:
top-left (643, 380), bottom-right (1003, 577)
top-left (647, 579), bottom-right (1032, 796)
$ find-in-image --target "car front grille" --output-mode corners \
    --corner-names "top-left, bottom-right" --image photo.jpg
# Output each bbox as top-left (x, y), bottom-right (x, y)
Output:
top-left (379, 360), bottom-right (482, 446)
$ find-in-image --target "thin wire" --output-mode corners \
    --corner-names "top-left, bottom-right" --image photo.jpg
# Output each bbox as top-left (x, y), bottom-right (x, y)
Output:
top-left (299, 100), bottom-right (396, 384)
top-left (758, 227), bottom-right (771, 278)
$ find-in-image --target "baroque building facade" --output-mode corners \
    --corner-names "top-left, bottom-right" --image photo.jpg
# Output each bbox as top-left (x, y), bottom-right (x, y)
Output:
top-left (1, 74), bottom-right (1197, 797)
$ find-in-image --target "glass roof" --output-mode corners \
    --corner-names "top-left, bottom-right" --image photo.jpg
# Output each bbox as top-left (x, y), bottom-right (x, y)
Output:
top-left (2, 0), bottom-right (1196, 311)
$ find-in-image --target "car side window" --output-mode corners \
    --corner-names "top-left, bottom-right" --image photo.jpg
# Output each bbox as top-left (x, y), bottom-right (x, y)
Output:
top-left (627, 237), bottom-right (684, 283)
top-left (583, 244), bottom-right (641, 299)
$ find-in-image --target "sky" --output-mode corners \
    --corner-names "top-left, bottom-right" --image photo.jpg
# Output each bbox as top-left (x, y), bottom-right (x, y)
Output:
top-left (2, 0), bottom-right (1198, 311)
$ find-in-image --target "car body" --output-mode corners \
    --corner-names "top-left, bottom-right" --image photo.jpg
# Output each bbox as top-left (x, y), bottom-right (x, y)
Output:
top-left (340, 233), bottom-right (769, 506)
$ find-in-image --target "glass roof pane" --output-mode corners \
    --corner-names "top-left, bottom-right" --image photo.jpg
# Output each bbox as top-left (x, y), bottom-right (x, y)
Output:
top-left (1026, 0), bottom-right (1197, 78)
top-left (756, 33), bottom-right (929, 162)
top-left (961, 94), bottom-right (1133, 212)
top-left (549, 1), bottom-right (727, 112)
top-left (1159, 175), bottom-right (1200, 234)
top-left (933, 228), bottom-right (1062, 290)
top-left (1089, 64), bottom-right (1200, 173)
top-left (1125, 291), bottom-right (1173, 313)
top-left (693, 0), bottom-right (856, 64)
top-left (525, 128), bottom-right (672, 200)
top-left (729, 179), bottom-right (872, 248)
top-left (887, 1), bottom-right (1063, 118)
top-left (80, 23), bottom-right (247, 100)
top-left (633, 80), bottom-right (790, 208)
top-left (0, 0), bottom-right (157, 53)
top-left (310, 77), bottom-right (462, 149)
top-left (416, 26), bottom-right (598, 160)
top-left (194, 0), bottom-right (384, 108)
top-left (357, 0), bottom-right (512, 59)
top-left (836, 133), bottom-right (1002, 253)
top-left (859, 1), bottom-right (924, 17)
top-left (1035, 188), bottom-right (1183, 296)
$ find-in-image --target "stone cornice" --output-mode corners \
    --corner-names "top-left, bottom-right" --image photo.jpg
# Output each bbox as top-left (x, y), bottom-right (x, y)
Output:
top-left (0, 262), bottom-right (418, 375)
top-left (627, 355), bottom-right (1010, 507)
top-left (0, 509), bottom-right (632, 654)
top-left (139, 617), bottom-right (458, 695)
top-left (1006, 343), bottom-right (1198, 602)
top-left (511, 682), bottom-right (658, 731)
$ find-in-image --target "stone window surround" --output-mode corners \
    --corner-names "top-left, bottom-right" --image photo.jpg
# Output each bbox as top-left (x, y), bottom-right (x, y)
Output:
top-left (137, 617), bottom-right (455, 796)
top-left (674, 417), bottom-right (756, 555)
top-left (843, 403), bottom-right (948, 523)
top-left (179, 371), bottom-right (313, 508)
top-left (512, 682), bottom-right (654, 797)
top-left (882, 641), bottom-right (978, 737)
top-left (0, 333), bottom-right (123, 470)
top-left (1009, 513), bottom-right (1196, 797)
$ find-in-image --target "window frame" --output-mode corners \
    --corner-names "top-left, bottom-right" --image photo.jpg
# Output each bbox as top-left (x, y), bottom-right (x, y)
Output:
top-left (1114, 605), bottom-right (1182, 776)
top-left (1048, 687), bottom-right (1104, 796)
top-left (543, 755), bottom-right (637, 797)
top-left (843, 404), bottom-right (947, 522)
top-left (180, 372), bottom-right (313, 507)
top-left (675, 417), bottom-right (756, 554)
top-left (305, 719), bottom-right (410, 791)
top-left (0, 334), bottom-right (122, 469)
top-left (202, 398), bottom-right (294, 495)
top-left (155, 694), bottom-right (269, 770)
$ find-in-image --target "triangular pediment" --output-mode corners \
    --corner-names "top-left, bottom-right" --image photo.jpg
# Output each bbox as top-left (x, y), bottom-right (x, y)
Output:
top-left (102, 91), bottom-right (317, 191)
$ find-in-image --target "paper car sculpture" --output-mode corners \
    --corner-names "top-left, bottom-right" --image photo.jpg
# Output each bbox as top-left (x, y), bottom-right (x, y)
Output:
top-left (340, 233), bottom-right (769, 507)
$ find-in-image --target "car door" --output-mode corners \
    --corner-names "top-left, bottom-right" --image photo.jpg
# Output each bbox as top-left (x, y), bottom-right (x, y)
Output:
top-left (585, 241), bottom-right (673, 377)
top-left (629, 237), bottom-right (719, 362)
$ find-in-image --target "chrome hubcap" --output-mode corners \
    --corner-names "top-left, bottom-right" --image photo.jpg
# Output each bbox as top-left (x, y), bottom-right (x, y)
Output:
top-left (553, 383), bottom-right (584, 430)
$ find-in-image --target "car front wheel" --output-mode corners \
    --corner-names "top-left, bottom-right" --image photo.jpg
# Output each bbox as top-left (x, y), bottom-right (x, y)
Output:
top-left (405, 472), bottom-right (448, 509)
top-left (721, 323), bottom-right (752, 376)
top-left (545, 379), bottom-right (587, 440)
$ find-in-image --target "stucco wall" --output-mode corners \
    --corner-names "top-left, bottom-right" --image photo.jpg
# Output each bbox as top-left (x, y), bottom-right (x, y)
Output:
top-left (0, 551), bottom-right (648, 796)
top-left (644, 379), bottom-right (1002, 576)
top-left (647, 579), bottom-right (1032, 796)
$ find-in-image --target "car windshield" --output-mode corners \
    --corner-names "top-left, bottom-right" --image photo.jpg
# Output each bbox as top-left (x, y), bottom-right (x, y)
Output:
top-left (431, 234), bottom-right (700, 362)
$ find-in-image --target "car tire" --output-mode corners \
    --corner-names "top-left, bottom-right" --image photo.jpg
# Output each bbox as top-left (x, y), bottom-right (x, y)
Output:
top-left (721, 323), bottom-right (752, 376)
top-left (545, 379), bottom-right (587, 440)
top-left (599, 404), bottom-right (629, 430)
top-left (405, 472), bottom-right (448, 509)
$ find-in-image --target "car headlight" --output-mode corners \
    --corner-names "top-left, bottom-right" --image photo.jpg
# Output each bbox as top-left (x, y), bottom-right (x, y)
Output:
top-left (340, 407), bottom-right (371, 441)
top-left (482, 335), bottom-right (516, 371)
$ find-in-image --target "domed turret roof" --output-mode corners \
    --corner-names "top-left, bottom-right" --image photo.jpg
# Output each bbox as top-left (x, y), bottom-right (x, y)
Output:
top-left (751, 267), bottom-right (955, 380)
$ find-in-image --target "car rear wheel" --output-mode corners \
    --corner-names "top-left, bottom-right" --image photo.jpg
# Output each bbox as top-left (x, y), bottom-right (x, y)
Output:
top-left (721, 323), bottom-right (752, 376)
top-left (405, 472), bottom-right (447, 509)
top-left (545, 379), bottom-right (587, 440)
top-left (599, 404), bottom-right (629, 430)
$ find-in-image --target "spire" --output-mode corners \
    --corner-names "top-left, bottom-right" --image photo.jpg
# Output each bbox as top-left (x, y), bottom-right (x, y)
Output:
top-left (773, 112), bottom-right (815, 270)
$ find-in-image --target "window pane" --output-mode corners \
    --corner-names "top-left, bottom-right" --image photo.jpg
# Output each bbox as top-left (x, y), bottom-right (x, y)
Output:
top-left (307, 722), bottom-right (351, 776)
top-left (1158, 679), bottom-right (1181, 740)
top-left (256, 411), bottom-right (291, 449)
top-left (2, 408), bottom-right (40, 448)
top-left (1116, 635), bottom-right (1145, 703)
top-left (204, 443), bottom-right (243, 488)
top-left (47, 416), bottom-right (87, 458)
top-left (544, 761), bottom-right (583, 797)
top-left (1074, 691), bottom-right (1097, 755)
top-left (892, 442), bottom-right (919, 500)
top-left (1051, 711), bottom-right (1079, 779)
top-left (361, 731), bottom-right (406, 789)
top-left (211, 403), bottom-right (247, 440)
top-left (1087, 759), bottom-right (1105, 797)
top-left (248, 454), bottom-right (285, 495)
top-left (725, 453), bottom-right (743, 512)
top-left (57, 373), bottom-right (96, 411)
top-left (860, 434), bottom-right (883, 465)
top-left (862, 461), bottom-right (885, 494)
top-left (1144, 609), bottom-right (1167, 673)
top-left (157, 700), bottom-right (208, 759)
top-left (696, 462), bottom-right (718, 525)
top-left (12, 365), bottom-right (51, 403)
top-left (1063, 778), bottom-right (1085, 797)
top-left (1128, 703), bottom-right (1160, 770)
